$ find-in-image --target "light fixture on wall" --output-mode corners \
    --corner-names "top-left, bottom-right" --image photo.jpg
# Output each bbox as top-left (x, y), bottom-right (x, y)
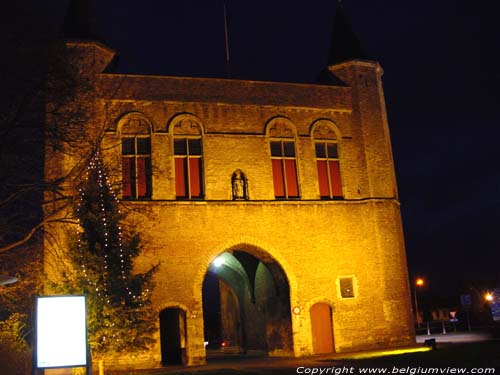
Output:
top-left (212, 256), bottom-right (225, 268)
top-left (0, 275), bottom-right (17, 285)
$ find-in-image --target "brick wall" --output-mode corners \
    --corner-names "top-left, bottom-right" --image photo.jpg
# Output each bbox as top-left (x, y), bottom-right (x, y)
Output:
top-left (43, 41), bottom-right (414, 368)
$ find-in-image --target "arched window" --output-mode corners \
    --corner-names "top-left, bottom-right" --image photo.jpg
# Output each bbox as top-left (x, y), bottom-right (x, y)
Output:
top-left (171, 115), bottom-right (204, 199)
top-left (118, 113), bottom-right (152, 199)
top-left (313, 121), bottom-right (342, 199)
top-left (267, 118), bottom-right (300, 199)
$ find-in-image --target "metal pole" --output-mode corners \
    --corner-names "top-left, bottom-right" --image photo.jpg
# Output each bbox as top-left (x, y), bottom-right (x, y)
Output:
top-left (99, 359), bottom-right (104, 375)
top-left (414, 282), bottom-right (420, 328)
top-left (223, 0), bottom-right (231, 78)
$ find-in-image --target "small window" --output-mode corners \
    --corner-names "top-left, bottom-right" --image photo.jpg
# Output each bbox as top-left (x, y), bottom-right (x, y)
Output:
top-left (174, 137), bottom-right (204, 199)
top-left (136, 138), bottom-right (151, 154)
top-left (315, 141), bottom-right (342, 199)
top-left (122, 136), bottom-right (152, 199)
top-left (188, 138), bottom-right (202, 155)
top-left (270, 140), bottom-right (299, 199)
top-left (339, 277), bottom-right (354, 298)
top-left (122, 138), bottom-right (135, 155)
top-left (173, 139), bottom-right (187, 155)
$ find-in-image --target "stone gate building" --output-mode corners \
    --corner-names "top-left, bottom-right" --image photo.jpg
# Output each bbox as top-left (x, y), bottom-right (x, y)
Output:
top-left (44, 3), bottom-right (414, 369)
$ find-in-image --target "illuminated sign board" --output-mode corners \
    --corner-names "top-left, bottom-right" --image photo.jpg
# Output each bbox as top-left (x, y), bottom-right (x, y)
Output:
top-left (36, 295), bottom-right (87, 368)
top-left (491, 289), bottom-right (500, 322)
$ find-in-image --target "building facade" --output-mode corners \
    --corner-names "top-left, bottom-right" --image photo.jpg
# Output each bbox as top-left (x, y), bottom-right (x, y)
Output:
top-left (44, 35), bottom-right (414, 368)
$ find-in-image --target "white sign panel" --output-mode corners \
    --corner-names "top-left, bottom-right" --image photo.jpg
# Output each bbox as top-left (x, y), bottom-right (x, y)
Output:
top-left (36, 295), bottom-right (87, 368)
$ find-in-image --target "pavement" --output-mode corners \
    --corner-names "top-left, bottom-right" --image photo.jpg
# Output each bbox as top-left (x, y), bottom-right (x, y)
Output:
top-left (102, 331), bottom-right (499, 374)
top-left (134, 346), bottom-right (431, 374)
top-left (416, 330), bottom-right (495, 343)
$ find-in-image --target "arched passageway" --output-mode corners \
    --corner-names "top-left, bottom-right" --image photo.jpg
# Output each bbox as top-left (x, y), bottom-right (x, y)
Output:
top-left (159, 307), bottom-right (187, 365)
top-left (310, 302), bottom-right (334, 354)
top-left (202, 249), bottom-right (293, 357)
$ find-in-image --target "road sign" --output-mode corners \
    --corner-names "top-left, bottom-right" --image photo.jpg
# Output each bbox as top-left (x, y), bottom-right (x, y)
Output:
top-left (292, 306), bottom-right (301, 315)
top-left (449, 311), bottom-right (458, 322)
top-left (490, 289), bottom-right (500, 322)
top-left (460, 294), bottom-right (472, 306)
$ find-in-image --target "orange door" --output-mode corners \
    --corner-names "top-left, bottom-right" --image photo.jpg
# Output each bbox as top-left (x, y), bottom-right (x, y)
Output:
top-left (310, 303), bottom-right (334, 354)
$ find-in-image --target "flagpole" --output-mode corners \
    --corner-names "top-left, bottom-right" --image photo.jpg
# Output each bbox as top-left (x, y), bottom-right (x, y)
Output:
top-left (223, 0), bottom-right (231, 78)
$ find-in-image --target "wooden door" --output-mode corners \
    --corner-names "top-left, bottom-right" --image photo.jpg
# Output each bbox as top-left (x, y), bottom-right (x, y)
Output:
top-left (310, 303), bottom-right (334, 354)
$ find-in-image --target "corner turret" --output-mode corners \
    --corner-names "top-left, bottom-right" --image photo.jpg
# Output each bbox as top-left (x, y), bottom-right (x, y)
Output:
top-left (61, 0), bottom-right (116, 74)
top-left (322, 3), bottom-right (398, 199)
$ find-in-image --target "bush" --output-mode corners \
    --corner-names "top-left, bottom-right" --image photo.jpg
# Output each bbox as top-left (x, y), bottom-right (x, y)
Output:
top-left (0, 313), bottom-right (32, 375)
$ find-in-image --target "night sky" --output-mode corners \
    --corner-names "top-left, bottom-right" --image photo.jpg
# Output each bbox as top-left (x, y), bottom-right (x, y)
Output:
top-left (15, 1), bottom-right (500, 299)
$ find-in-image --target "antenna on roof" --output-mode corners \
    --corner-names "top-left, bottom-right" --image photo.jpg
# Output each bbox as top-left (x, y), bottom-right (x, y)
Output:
top-left (223, 0), bottom-right (231, 78)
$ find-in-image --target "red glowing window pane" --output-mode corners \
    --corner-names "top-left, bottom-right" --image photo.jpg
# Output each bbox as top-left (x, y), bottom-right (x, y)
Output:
top-left (136, 157), bottom-right (151, 197)
top-left (121, 157), bottom-right (134, 198)
top-left (317, 160), bottom-right (330, 197)
top-left (271, 159), bottom-right (285, 197)
top-left (189, 158), bottom-right (202, 197)
top-left (329, 160), bottom-right (342, 197)
top-left (284, 159), bottom-right (299, 197)
top-left (175, 158), bottom-right (186, 197)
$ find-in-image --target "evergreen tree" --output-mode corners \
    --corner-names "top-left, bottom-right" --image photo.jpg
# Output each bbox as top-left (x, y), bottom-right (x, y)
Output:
top-left (64, 152), bottom-right (158, 356)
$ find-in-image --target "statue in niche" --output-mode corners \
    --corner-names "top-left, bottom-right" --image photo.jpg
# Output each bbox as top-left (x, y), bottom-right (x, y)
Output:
top-left (232, 170), bottom-right (248, 200)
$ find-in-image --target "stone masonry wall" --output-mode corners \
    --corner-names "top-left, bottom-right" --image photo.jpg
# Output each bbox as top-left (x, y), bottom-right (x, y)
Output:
top-left (44, 42), bottom-right (414, 367)
top-left (126, 199), bottom-right (413, 361)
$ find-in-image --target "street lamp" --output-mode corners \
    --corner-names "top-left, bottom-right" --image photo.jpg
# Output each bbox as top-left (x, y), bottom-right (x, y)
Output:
top-left (414, 277), bottom-right (425, 328)
top-left (485, 292), bottom-right (493, 302)
top-left (0, 274), bottom-right (18, 285)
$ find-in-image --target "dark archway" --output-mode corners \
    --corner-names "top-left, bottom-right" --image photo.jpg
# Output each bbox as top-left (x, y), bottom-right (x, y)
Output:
top-left (310, 302), bottom-right (334, 354)
top-left (202, 249), bottom-right (293, 357)
top-left (159, 307), bottom-right (187, 365)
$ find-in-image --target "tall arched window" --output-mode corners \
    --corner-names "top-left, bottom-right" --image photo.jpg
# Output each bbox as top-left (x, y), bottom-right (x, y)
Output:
top-left (171, 115), bottom-right (204, 200)
top-left (313, 121), bottom-right (342, 199)
top-left (119, 113), bottom-right (152, 199)
top-left (267, 119), bottom-right (299, 199)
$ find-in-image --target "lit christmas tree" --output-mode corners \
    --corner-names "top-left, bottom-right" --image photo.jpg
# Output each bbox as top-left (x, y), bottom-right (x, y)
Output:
top-left (65, 152), bottom-right (158, 356)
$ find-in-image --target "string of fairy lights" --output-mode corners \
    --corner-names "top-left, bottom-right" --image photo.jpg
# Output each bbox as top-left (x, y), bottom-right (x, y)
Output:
top-left (75, 151), bottom-right (150, 344)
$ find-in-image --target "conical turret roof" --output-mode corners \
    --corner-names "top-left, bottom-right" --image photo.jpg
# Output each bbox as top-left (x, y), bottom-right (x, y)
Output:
top-left (61, 0), bottom-right (101, 41)
top-left (327, 2), bottom-right (367, 65)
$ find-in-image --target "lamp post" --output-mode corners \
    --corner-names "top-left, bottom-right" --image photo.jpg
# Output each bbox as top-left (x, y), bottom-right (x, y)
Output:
top-left (0, 274), bottom-right (17, 285)
top-left (414, 277), bottom-right (425, 329)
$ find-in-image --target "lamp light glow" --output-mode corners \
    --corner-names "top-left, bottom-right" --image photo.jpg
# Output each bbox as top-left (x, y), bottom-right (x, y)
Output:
top-left (213, 256), bottom-right (224, 268)
top-left (337, 346), bottom-right (432, 360)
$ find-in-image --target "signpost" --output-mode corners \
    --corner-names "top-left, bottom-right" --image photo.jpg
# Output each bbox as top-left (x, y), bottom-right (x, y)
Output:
top-left (35, 295), bottom-right (90, 374)
top-left (449, 311), bottom-right (458, 322)
top-left (460, 293), bottom-right (472, 331)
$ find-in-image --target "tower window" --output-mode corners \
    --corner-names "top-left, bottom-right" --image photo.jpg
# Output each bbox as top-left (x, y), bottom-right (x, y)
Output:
top-left (315, 141), bottom-right (342, 199)
top-left (270, 140), bottom-right (299, 199)
top-left (122, 136), bottom-right (152, 199)
top-left (174, 137), bottom-right (203, 199)
top-left (339, 277), bottom-right (354, 298)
